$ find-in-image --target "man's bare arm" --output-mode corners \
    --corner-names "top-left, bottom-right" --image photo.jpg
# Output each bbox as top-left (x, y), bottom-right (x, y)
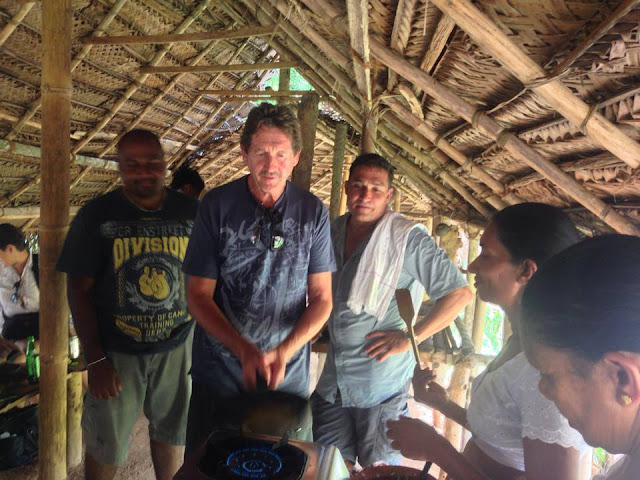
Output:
top-left (415, 286), bottom-right (472, 342)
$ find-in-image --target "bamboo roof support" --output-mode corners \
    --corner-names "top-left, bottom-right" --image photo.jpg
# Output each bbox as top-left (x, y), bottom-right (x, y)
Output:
top-left (463, 225), bottom-right (480, 332)
top-left (361, 109), bottom-right (377, 154)
top-left (329, 122), bottom-right (347, 221)
top-left (419, 13), bottom-right (455, 74)
top-left (367, 40), bottom-right (640, 235)
top-left (158, 38), bottom-right (256, 142)
top-left (166, 45), bottom-right (271, 166)
top-left (82, 24), bottom-right (278, 45)
top-left (140, 61), bottom-right (297, 75)
top-left (345, 0), bottom-right (372, 106)
top-left (278, 68), bottom-right (291, 106)
top-left (382, 100), bottom-right (517, 208)
top-left (394, 190), bottom-right (402, 212)
top-left (388, 0), bottom-right (417, 91)
top-left (201, 89), bottom-right (312, 96)
top-left (40, 0), bottom-right (72, 478)
top-left (292, 93), bottom-right (320, 190)
top-left (5, 0), bottom-right (127, 141)
top-left (21, 217), bottom-right (37, 231)
top-left (0, 206), bottom-right (80, 221)
top-left (98, 37), bottom-right (223, 157)
top-left (0, 1), bottom-right (35, 47)
top-left (429, 0), bottom-right (640, 169)
top-left (198, 143), bottom-right (239, 173)
top-left (72, 0), bottom-right (211, 155)
top-left (205, 157), bottom-right (242, 184)
top-left (0, 176), bottom-right (40, 208)
top-left (379, 125), bottom-right (491, 218)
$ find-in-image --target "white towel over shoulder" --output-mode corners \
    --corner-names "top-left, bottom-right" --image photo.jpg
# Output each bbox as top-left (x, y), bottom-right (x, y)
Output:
top-left (347, 210), bottom-right (426, 321)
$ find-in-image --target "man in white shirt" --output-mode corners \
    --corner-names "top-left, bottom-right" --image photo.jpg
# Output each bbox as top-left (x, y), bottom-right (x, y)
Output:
top-left (0, 224), bottom-right (39, 341)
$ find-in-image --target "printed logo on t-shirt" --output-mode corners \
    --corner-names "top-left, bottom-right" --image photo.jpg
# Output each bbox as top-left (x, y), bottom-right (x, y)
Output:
top-left (100, 219), bottom-right (193, 343)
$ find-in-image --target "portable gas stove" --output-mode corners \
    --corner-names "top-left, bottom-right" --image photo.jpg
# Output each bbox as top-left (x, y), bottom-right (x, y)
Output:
top-left (176, 430), bottom-right (350, 480)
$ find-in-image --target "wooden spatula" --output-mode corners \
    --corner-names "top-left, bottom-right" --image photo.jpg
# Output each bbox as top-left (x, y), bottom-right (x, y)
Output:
top-left (395, 288), bottom-right (421, 367)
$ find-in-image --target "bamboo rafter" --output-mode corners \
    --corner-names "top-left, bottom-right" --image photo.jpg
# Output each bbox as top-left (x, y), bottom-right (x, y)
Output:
top-left (139, 61), bottom-right (298, 75)
top-left (82, 24), bottom-right (278, 45)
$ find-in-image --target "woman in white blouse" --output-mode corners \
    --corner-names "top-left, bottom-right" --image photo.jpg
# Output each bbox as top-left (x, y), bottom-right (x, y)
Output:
top-left (388, 203), bottom-right (588, 480)
top-left (520, 235), bottom-right (640, 480)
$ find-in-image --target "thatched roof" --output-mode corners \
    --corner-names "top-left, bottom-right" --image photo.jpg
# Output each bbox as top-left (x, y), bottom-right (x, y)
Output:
top-left (1, 0), bottom-right (639, 234)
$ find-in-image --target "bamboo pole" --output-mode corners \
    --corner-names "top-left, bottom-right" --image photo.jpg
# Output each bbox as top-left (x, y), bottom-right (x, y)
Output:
top-left (445, 360), bottom-right (472, 451)
top-left (339, 156), bottom-right (352, 216)
top-left (329, 122), bottom-right (347, 221)
top-left (471, 297), bottom-right (487, 353)
top-left (139, 61), bottom-right (298, 75)
top-left (6, 0), bottom-right (127, 141)
top-left (0, 206), bottom-right (80, 221)
top-left (361, 109), bottom-right (377, 154)
top-left (345, 0), bottom-right (372, 105)
top-left (382, 98), bottom-right (516, 208)
top-left (82, 24), bottom-right (278, 45)
top-left (40, 0), bottom-right (72, 477)
top-left (367, 40), bottom-right (640, 236)
top-left (394, 190), bottom-right (402, 212)
top-left (429, 0), bottom-right (640, 169)
top-left (278, 69), bottom-right (291, 106)
top-left (0, 1), bottom-right (35, 47)
top-left (67, 372), bottom-right (83, 468)
top-left (463, 226), bottom-right (480, 332)
top-left (201, 89), bottom-right (311, 97)
top-left (292, 93), bottom-right (320, 191)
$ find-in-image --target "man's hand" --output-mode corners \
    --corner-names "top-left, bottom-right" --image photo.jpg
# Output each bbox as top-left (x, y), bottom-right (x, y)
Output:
top-left (239, 342), bottom-right (271, 391)
top-left (365, 330), bottom-right (411, 362)
top-left (413, 365), bottom-right (448, 410)
top-left (264, 347), bottom-right (288, 390)
top-left (386, 416), bottom-right (452, 462)
top-left (88, 360), bottom-right (121, 399)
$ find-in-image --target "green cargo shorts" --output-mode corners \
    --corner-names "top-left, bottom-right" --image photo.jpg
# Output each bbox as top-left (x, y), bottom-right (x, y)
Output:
top-left (82, 333), bottom-right (193, 466)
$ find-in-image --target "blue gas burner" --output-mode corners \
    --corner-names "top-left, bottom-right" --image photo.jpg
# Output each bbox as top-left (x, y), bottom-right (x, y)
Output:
top-left (225, 447), bottom-right (283, 478)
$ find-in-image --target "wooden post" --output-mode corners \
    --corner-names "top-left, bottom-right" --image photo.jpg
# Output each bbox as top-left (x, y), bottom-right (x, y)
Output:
top-left (463, 226), bottom-right (480, 332)
top-left (445, 360), bottom-right (472, 451)
top-left (394, 190), bottom-right (402, 212)
top-left (292, 93), bottom-right (319, 191)
top-left (329, 122), bottom-right (348, 220)
top-left (361, 109), bottom-right (377, 154)
top-left (67, 372), bottom-right (83, 468)
top-left (339, 155), bottom-right (353, 216)
top-left (40, 0), bottom-right (72, 478)
top-left (278, 69), bottom-right (291, 106)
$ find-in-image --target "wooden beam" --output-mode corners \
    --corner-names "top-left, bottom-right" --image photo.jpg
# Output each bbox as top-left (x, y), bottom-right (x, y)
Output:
top-left (201, 89), bottom-right (312, 96)
top-left (368, 39), bottom-right (640, 235)
top-left (72, 0), bottom-right (210, 155)
top-left (40, 0), bottom-right (71, 478)
top-left (429, 0), bottom-right (640, 169)
top-left (388, 0), bottom-right (417, 90)
top-left (292, 93), bottom-right (320, 190)
top-left (419, 13), bottom-right (455, 74)
top-left (0, 206), bottom-right (80, 220)
top-left (140, 61), bottom-right (298, 75)
top-left (345, 0), bottom-right (372, 105)
top-left (278, 69), bottom-right (291, 106)
top-left (329, 122), bottom-right (348, 220)
top-left (0, 1), bottom-right (35, 47)
top-left (82, 24), bottom-right (278, 45)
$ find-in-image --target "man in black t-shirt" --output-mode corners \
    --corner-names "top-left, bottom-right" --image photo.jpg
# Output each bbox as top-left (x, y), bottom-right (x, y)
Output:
top-left (58, 129), bottom-right (198, 480)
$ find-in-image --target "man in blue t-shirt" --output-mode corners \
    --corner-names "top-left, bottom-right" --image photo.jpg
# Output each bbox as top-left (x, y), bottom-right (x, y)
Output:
top-left (182, 103), bottom-right (335, 452)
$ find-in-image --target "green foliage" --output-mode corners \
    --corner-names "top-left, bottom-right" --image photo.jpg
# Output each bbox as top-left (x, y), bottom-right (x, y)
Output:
top-left (255, 69), bottom-right (313, 106)
top-left (481, 304), bottom-right (504, 356)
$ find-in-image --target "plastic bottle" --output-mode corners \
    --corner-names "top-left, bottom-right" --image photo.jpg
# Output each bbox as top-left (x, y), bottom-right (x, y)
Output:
top-left (25, 336), bottom-right (39, 383)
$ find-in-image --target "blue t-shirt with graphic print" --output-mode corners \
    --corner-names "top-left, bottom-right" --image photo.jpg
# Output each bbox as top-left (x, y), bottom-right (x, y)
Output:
top-left (182, 176), bottom-right (335, 398)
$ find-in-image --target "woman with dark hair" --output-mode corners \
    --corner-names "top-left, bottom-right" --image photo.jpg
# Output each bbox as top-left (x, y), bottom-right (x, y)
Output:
top-left (387, 203), bottom-right (589, 480)
top-left (520, 235), bottom-right (640, 479)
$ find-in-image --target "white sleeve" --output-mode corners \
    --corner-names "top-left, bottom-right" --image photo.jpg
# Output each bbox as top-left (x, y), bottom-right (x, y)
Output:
top-left (518, 362), bottom-right (587, 451)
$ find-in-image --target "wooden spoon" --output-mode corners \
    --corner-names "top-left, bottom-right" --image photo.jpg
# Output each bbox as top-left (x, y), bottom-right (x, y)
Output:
top-left (395, 289), bottom-right (421, 367)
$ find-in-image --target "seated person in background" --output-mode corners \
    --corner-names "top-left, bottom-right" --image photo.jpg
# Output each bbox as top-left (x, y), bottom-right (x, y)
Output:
top-left (0, 224), bottom-right (39, 343)
top-left (521, 235), bottom-right (640, 480)
top-left (387, 203), bottom-right (589, 480)
top-left (170, 166), bottom-right (205, 199)
top-left (312, 153), bottom-right (471, 470)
